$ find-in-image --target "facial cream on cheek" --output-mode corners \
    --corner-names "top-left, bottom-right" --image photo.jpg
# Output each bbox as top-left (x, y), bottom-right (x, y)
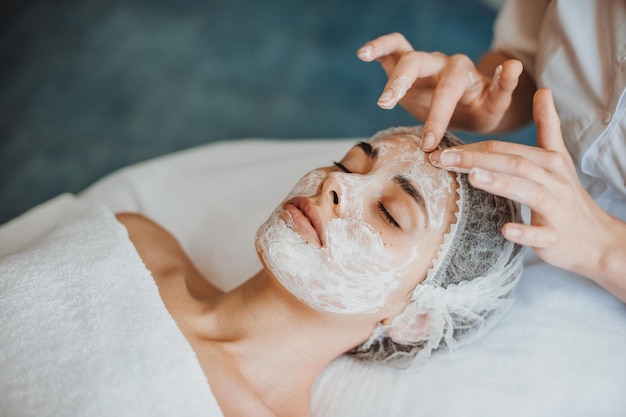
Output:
top-left (256, 211), bottom-right (416, 314)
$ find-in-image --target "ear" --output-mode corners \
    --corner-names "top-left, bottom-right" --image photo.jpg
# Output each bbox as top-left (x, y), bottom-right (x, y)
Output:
top-left (383, 303), bottom-right (431, 344)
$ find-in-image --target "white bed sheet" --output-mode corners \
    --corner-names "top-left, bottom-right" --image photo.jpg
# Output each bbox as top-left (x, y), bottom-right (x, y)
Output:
top-left (2, 138), bottom-right (625, 416)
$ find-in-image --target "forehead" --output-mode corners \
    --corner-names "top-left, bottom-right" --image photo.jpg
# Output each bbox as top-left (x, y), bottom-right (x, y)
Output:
top-left (368, 134), bottom-right (438, 176)
top-left (370, 133), bottom-right (421, 155)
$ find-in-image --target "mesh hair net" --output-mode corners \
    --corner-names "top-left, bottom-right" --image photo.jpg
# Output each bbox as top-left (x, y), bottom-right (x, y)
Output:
top-left (348, 126), bottom-right (524, 369)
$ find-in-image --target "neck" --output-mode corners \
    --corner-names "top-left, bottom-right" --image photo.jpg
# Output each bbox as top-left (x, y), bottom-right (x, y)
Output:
top-left (198, 270), bottom-right (376, 416)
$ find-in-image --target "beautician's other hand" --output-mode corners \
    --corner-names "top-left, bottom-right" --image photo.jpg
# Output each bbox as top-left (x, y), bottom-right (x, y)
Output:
top-left (429, 88), bottom-right (626, 301)
top-left (357, 33), bottom-right (526, 151)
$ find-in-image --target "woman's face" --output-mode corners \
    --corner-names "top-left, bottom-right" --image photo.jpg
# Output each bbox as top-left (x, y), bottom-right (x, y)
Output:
top-left (255, 133), bottom-right (458, 316)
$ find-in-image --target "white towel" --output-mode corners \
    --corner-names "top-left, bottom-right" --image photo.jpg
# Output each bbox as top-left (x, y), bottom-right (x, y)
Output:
top-left (0, 203), bottom-right (223, 417)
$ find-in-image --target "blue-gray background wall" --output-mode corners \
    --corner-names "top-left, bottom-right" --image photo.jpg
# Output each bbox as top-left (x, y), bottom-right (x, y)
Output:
top-left (0, 0), bottom-right (534, 223)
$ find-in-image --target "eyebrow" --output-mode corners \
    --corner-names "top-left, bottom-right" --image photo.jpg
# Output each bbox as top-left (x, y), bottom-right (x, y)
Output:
top-left (357, 141), bottom-right (378, 160)
top-left (393, 175), bottom-right (429, 224)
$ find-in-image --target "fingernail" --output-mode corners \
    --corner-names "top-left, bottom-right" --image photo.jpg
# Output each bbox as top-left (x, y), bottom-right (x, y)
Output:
top-left (378, 89), bottom-right (393, 101)
top-left (471, 167), bottom-right (493, 184)
top-left (357, 45), bottom-right (374, 61)
top-left (390, 76), bottom-right (410, 101)
top-left (504, 225), bottom-right (522, 239)
top-left (440, 150), bottom-right (462, 166)
top-left (468, 71), bottom-right (477, 87)
top-left (377, 89), bottom-right (395, 109)
top-left (490, 64), bottom-right (503, 92)
top-left (422, 132), bottom-right (436, 150)
top-left (428, 151), bottom-right (442, 167)
top-left (429, 152), bottom-right (467, 173)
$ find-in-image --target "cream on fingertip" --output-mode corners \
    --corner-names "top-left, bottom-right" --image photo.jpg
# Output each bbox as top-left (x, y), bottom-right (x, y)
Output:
top-left (490, 65), bottom-right (503, 93)
top-left (392, 76), bottom-right (411, 101)
top-left (378, 88), bottom-right (393, 101)
top-left (378, 76), bottom-right (411, 109)
top-left (357, 45), bottom-right (374, 61)
top-left (468, 71), bottom-right (477, 88)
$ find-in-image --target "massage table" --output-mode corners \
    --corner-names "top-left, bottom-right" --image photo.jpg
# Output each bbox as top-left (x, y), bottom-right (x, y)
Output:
top-left (1, 138), bottom-right (624, 417)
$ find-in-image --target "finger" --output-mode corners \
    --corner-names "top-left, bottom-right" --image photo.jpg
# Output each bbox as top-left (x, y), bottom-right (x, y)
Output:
top-left (377, 51), bottom-right (447, 110)
top-left (467, 167), bottom-right (556, 221)
top-left (502, 222), bottom-right (558, 248)
top-left (483, 59), bottom-right (522, 116)
top-left (429, 141), bottom-right (556, 174)
top-left (357, 32), bottom-right (414, 62)
top-left (533, 88), bottom-right (569, 154)
top-left (422, 54), bottom-right (477, 151)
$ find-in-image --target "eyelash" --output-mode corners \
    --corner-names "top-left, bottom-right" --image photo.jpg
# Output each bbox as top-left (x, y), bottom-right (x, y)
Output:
top-left (378, 202), bottom-right (401, 230)
top-left (333, 161), bottom-right (351, 173)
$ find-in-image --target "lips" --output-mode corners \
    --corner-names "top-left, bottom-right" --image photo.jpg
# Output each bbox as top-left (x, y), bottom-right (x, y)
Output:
top-left (283, 197), bottom-right (323, 246)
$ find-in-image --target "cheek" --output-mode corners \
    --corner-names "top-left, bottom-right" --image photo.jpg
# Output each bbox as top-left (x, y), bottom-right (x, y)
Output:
top-left (382, 266), bottom-right (425, 316)
top-left (377, 234), bottom-right (417, 267)
top-left (369, 208), bottom-right (426, 265)
top-left (386, 231), bottom-right (444, 296)
top-left (383, 273), bottom-right (419, 317)
top-left (375, 235), bottom-right (427, 292)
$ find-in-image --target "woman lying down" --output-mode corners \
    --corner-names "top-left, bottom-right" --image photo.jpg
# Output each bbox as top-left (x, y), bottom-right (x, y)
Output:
top-left (0, 126), bottom-right (523, 417)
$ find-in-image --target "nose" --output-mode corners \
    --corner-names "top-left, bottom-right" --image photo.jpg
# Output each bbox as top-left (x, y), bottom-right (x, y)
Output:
top-left (319, 171), bottom-right (362, 217)
top-left (320, 172), bottom-right (342, 213)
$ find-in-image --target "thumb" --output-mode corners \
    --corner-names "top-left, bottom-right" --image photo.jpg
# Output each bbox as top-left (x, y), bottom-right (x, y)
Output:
top-left (484, 59), bottom-right (522, 115)
top-left (533, 88), bottom-right (568, 153)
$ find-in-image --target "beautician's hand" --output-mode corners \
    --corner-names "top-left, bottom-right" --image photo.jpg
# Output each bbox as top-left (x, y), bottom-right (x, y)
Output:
top-left (429, 88), bottom-right (626, 301)
top-left (357, 33), bottom-right (525, 151)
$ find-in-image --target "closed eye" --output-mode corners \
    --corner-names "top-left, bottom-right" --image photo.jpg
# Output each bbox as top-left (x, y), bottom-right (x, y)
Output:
top-left (333, 161), bottom-right (352, 173)
top-left (378, 202), bottom-right (401, 230)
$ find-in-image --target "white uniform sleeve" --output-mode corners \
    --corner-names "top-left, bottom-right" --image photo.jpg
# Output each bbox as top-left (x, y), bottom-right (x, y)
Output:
top-left (491, 0), bottom-right (550, 80)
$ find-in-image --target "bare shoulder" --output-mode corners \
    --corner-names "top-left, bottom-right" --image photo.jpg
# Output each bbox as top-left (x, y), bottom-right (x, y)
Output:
top-left (115, 212), bottom-right (171, 242)
top-left (115, 212), bottom-right (222, 297)
top-left (115, 212), bottom-right (184, 271)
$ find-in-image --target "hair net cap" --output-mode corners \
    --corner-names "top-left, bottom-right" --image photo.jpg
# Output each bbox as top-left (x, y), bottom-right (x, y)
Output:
top-left (349, 126), bottom-right (524, 369)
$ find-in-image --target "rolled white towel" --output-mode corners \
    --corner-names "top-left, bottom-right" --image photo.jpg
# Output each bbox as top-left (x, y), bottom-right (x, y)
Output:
top-left (0, 203), bottom-right (223, 417)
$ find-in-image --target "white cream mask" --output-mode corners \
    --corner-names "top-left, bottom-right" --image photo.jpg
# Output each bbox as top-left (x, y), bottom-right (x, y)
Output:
top-left (255, 134), bottom-right (454, 315)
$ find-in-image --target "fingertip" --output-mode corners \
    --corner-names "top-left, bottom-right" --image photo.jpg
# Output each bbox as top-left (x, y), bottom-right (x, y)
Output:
top-left (533, 88), bottom-right (563, 143)
top-left (427, 149), bottom-right (442, 166)
top-left (492, 60), bottom-right (522, 93)
top-left (503, 223), bottom-right (523, 240)
top-left (377, 87), bottom-right (395, 109)
top-left (502, 59), bottom-right (523, 78)
top-left (421, 131), bottom-right (438, 151)
top-left (377, 100), bottom-right (396, 110)
top-left (357, 45), bottom-right (375, 62)
top-left (503, 223), bottom-right (558, 248)
top-left (488, 64), bottom-right (503, 94)
top-left (533, 88), bottom-right (554, 109)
